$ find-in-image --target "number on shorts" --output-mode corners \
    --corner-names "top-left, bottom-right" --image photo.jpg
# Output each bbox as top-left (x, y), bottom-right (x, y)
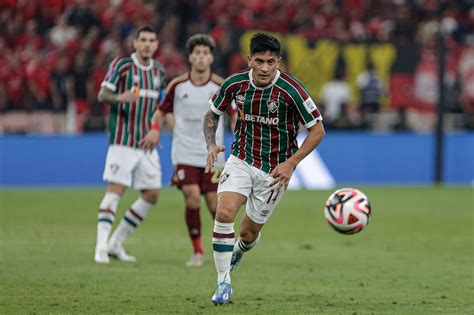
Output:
top-left (266, 189), bottom-right (280, 204)
top-left (211, 167), bottom-right (223, 184)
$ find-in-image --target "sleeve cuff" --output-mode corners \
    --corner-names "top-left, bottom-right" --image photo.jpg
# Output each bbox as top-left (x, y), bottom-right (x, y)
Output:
top-left (303, 116), bottom-right (322, 129)
top-left (209, 100), bottom-right (224, 115)
top-left (101, 81), bottom-right (117, 92)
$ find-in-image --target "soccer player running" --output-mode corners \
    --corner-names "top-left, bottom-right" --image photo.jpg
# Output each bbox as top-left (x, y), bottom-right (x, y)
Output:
top-left (140, 34), bottom-right (237, 267)
top-left (203, 33), bottom-right (325, 304)
top-left (94, 26), bottom-right (165, 264)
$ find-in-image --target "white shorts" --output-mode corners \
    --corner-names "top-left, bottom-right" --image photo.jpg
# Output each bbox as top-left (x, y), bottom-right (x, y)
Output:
top-left (217, 155), bottom-right (286, 224)
top-left (103, 145), bottom-right (162, 190)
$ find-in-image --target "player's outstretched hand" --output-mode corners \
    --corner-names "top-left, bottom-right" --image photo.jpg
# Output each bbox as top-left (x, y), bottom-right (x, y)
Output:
top-left (205, 144), bottom-right (225, 173)
top-left (117, 90), bottom-right (139, 104)
top-left (270, 160), bottom-right (296, 190)
top-left (139, 130), bottom-right (160, 152)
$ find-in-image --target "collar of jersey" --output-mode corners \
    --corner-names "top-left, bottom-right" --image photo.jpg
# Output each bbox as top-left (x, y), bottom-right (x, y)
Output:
top-left (131, 53), bottom-right (153, 71)
top-left (249, 69), bottom-right (280, 90)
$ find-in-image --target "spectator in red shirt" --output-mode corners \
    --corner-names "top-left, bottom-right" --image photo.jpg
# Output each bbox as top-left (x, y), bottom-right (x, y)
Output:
top-left (15, 20), bottom-right (42, 51)
top-left (0, 55), bottom-right (26, 111)
top-left (26, 53), bottom-right (52, 110)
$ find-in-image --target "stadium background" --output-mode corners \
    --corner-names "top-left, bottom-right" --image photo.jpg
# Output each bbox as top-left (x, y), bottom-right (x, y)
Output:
top-left (0, 0), bottom-right (473, 186)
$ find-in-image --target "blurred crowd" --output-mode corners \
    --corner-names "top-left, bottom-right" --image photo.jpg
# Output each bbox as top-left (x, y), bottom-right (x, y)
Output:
top-left (0, 0), bottom-right (472, 133)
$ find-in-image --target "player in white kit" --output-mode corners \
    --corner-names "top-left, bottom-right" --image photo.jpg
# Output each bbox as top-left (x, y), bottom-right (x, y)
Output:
top-left (140, 34), bottom-right (236, 267)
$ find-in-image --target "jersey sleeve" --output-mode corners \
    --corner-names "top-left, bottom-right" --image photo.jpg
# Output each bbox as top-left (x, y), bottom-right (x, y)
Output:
top-left (100, 58), bottom-right (123, 92)
top-left (226, 100), bottom-right (237, 116)
top-left (159, 82), bottom-right (176, 113)
top-left (295, 96), bottom-right (323, 129)
top-left (286, 75), bottom-right (323, 129)
top-left (209, 77), bottom-right (236, 116)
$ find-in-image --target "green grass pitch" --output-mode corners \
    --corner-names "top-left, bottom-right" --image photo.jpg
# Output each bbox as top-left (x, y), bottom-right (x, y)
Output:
top-left (1, 186), bottom-right (473, 314)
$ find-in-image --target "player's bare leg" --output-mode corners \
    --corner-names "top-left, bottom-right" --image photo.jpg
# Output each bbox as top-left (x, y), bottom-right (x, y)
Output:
top-left (211, 192), bottom-right (246, 304)
top-left (231, 213), bottom-right (263, 271)
top-left (204, 191), bottom-right (217, 218)
top-left (182, 184), bottom-right (204, 267)
top-left (95, 183), bottom-right (126, 264)
top-left (107, 189), bottom-right (159, 262)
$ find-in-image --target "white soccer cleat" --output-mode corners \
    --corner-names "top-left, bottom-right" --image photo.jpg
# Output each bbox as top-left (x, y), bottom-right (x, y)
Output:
top-left (94, 246), bottom-right (110, 264)
top-left (107, 243), bottom-right (137, 262)
top-left (185, 253), bottom-right (204, 267)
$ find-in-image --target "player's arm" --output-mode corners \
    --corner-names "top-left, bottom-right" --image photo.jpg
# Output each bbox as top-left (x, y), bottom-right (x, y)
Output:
top-left (270, 121), bottom-right (325, 189)
top-left (163, 112), bottom-right (174, 130)
top-left (139, 109), bottom-right (174, 152)
top-left (139, 75), bottom-right (178, 152)
top-left (139, 108), bottom-right (163, 152)
top-left (97, 87), bottom-right (138, 104)
top-left (203, 109), bottom-right (225, 172)
top-left (98, 58), bottom-right (138, 105)
top-left (287, 121), bottom-right (325, 167)
top-left (204, 74), bottom-right (237, 171)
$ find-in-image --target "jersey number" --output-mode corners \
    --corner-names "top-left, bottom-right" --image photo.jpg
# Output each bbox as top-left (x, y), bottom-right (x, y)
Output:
top-left (266, 189), bottom-right (280, 204)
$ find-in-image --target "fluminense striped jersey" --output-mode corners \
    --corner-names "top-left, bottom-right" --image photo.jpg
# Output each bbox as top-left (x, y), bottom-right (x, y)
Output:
top-left (210, 68), bottom-right (322, 173)
top-left (101, 53), bottom-right (165, 149)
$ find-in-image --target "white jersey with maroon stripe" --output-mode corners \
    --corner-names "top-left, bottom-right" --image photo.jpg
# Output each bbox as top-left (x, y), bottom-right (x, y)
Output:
top-left (160, 73), bottom-right (229, 168)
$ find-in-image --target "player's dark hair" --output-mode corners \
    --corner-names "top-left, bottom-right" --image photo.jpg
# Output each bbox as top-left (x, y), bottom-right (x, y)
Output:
top-left (186, 34), bottom-right (216, 53)
top-left (135, 25), bottom-right (157, 38)
top-left (250, 33), bottom-right (281, 56)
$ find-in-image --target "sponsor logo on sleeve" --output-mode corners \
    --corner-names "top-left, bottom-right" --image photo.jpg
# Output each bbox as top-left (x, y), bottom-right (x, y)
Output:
top-left (303, 98), bottom-right (317, 113)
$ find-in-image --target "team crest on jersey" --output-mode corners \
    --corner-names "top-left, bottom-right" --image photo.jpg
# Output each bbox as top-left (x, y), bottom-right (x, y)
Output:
top-left (268, 99), bottom-right (279, 113)
top-left (235, 95), bottom-right (245, 107)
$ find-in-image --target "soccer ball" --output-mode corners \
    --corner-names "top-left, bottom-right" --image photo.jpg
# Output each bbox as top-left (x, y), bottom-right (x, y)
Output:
top-left (324, 188), bottom-right (371, 234)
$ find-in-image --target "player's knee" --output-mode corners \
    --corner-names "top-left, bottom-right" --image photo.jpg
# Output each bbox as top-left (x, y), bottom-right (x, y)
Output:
top-left (184, 194), bottom-right (200, 209)
top-left (141, 190), bottom-right (159, 204)
top-left (215, 206), bottom-right (234, 223)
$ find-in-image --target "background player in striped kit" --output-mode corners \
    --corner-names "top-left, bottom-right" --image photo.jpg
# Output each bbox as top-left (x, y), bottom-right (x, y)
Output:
top-left (203, 33), bottom-right (325, 304)
top-left (140, 34), bottom-right (237, 267)
top-left (94, 26), bottom-right (165, 264)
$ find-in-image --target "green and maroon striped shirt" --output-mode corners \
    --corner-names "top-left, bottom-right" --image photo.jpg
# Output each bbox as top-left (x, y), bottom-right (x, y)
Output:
top-left (210, 68), bottom-right (322, 173)
top-left (101, 53), bottom-right (165, 149)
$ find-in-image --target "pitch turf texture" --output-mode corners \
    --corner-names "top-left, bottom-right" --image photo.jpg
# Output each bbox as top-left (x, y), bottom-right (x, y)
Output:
top-left (1, 187), bottom-right (472, 314)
